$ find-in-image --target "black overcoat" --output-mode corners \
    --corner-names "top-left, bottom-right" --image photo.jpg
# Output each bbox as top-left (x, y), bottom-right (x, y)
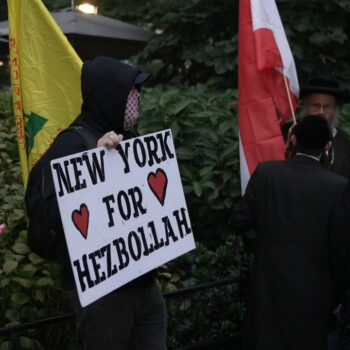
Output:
top-left (332, 128), bottom-right (350, 179)
top-left (234, 155), bottom-right (347, 350)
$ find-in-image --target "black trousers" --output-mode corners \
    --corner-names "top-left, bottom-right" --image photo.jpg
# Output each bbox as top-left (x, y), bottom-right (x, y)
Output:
top-left (67, 281), bottom-right (167, 350)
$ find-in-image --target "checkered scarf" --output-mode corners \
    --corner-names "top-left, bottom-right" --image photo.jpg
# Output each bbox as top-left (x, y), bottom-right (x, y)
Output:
top-left (124, 88), bottom-right (140, 130)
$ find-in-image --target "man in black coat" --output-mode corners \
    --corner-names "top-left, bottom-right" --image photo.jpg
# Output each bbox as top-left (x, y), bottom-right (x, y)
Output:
top-left (233, 116), bottom-right (348, 350)
top-left (301, 78), bottom-right (350, 178)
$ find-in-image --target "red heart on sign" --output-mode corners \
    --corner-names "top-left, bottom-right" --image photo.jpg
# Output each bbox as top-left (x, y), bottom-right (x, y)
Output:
top-left (71, 204), bottom-right (90, 240)
top-left (147, 169), bottom-right (168, 206)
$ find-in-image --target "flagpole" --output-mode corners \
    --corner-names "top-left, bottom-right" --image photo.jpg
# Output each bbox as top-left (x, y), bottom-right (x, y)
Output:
top-left (282, 73), bottom-right (297, 125)
top-left (8, 0), bottom-right (29, 186)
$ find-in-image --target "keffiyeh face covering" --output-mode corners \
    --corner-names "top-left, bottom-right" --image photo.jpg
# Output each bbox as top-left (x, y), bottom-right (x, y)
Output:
top-left (124, 88), bottom-right (141, 130)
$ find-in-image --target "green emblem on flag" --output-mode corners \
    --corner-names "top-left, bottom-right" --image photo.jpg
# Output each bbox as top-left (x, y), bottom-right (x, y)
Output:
top-left (25, 112), bottom-right (48, 153)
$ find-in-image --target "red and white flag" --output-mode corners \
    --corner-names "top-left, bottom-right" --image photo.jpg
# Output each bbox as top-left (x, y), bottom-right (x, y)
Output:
top-left (238, 0), bottom-right (299, 192)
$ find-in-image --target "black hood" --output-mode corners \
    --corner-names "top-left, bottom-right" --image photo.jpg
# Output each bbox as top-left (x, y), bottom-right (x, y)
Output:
top-left (79, 57), bottom-right (140, 134)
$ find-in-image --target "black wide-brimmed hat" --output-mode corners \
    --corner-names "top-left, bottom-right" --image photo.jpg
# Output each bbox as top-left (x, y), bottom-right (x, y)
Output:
top-left (300, 78), bottom-right (350, 104)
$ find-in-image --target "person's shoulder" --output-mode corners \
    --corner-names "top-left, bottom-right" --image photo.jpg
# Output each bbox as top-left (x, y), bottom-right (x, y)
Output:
top-left (52, 129), bottom-right (85, 150)
top-left (250, 160), bottom-right (286, 181)
top-left (317, 166), bottom-right (348, 191)
top-left (257, 160), bottom-right (286, 172)
top-left (46, 128), bottom-right (92, 161)
top-left (336, 128), bottom-right (350, 142)
top-left (325, 170), bottom-right (348, 185)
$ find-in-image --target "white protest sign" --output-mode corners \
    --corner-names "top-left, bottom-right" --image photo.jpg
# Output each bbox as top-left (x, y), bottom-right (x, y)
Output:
top-left (51, 129), bottom-right (195, 307)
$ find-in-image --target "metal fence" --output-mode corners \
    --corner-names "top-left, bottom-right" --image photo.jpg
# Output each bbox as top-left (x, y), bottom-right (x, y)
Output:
top-left (0, 277), bottom-right (242, 350)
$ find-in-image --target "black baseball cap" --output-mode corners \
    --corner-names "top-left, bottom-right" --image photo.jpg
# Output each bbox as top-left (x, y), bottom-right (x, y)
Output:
top-left (134, 72), bottom-right (151, 88)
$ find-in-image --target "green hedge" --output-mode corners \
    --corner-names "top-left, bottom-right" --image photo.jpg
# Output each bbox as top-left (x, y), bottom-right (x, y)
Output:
top-left (0, 92), bottom-right (70, 350)
top-left (139, 85), bottom-right (248, 347)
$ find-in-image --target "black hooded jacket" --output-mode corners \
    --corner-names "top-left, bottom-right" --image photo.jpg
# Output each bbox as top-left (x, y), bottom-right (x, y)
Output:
top-left (77, 56), bottom-right (140, 135)
top-left (43, 57), bottom-right (153, 289)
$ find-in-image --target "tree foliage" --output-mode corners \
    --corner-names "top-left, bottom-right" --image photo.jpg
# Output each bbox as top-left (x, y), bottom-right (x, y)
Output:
top-left (95, 0), bottom-right (350, 88)
top-left (3, 0), bottom-right (350, 87)
top-left (277, 0), bottom-right (350, 86)
top-left (101, 0), bottom-right (237, 88)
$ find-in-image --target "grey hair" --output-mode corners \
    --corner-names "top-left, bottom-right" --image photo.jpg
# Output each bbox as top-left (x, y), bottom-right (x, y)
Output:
top-left (300, 103), bottom-right (340, 130)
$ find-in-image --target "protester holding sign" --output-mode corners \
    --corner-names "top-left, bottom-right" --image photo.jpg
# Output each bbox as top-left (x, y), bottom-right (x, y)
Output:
top-left (40, 57), bottom-right (168, 350)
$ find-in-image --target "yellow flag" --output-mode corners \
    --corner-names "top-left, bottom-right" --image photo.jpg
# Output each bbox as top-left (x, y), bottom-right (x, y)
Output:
top-left (8, 0), bottom-right (83, 186)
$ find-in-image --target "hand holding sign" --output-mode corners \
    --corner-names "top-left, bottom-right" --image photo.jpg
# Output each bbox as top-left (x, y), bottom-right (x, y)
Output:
top-left (97, 131), bottom-right (123, 149)
top-left (51, 129), bottom-right (195, 307)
